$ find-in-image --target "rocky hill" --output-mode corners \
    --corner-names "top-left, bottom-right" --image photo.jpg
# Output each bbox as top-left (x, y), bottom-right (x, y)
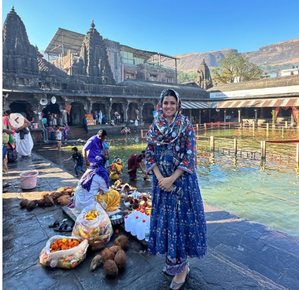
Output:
top-left (164, 38), bottom-right (299, 73)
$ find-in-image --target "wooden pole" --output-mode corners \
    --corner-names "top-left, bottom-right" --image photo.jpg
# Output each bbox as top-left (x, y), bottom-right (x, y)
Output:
top-left (234, 138), bottom-right (237, 155)
top-left (210, 136), bottom-right (215, 151)
top-left (261, 140), bottom-right (266, 159)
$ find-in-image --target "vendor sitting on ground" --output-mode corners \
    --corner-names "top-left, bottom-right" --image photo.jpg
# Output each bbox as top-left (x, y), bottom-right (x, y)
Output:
top-left (73, 154), bottom-right (120, 213)
top-left (127, 151), bottom-right (150, 181)
top-left (108, 157), bottom-right (124, 180)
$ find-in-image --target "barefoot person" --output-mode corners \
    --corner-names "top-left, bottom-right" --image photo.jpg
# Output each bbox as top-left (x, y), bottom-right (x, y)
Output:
top-left (145, 89), bottom-right (207, 289)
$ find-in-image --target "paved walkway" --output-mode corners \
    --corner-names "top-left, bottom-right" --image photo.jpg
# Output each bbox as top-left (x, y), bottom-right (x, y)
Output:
top-left (2, 152), bottom-right (299, 290)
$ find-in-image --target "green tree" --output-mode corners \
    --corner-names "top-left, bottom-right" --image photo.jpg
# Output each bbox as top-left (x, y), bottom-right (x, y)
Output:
top-left (211, 52), bottom-right (262, 84)
top-left (177, 71), bottom-right (197, 84)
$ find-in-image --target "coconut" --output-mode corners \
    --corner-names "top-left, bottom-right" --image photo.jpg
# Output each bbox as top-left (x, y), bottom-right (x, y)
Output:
top-left (19, 199), bottom-right (28, 208)
top-left (114, 249), bottom-right (127, 268)
top-left (103, 259), bottom-right (118, 277)
top-left (90, 254), bottom-right (103, 271)
top-left (26, 200), bottom-right (38, 211)
top-left (114, 235), bottom-right (128, 250)
top-left (101, 248), bottom-right (115, 261)
top-left (44, 194), bottom-right (54, 206)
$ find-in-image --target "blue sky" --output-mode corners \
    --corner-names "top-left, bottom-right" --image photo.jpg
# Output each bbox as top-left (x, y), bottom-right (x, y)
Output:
top-left (2, 0), bottom-right (299, 56)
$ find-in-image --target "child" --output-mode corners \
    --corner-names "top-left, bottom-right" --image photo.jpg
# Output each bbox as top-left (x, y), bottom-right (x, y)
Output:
top-left (56, 127), bottom-right (63, 151)
top-left (63, 147), bottom-right (85, 177)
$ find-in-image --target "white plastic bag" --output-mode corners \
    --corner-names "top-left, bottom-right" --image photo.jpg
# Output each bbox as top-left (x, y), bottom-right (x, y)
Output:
top-left (39, 235), bottom-right (88, 269)
top-left (72, 203), bottom-right (113, 242)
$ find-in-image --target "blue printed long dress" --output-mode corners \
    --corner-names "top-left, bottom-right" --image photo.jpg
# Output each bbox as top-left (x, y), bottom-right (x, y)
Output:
top-left (145, 120), bottom-right (207, 269)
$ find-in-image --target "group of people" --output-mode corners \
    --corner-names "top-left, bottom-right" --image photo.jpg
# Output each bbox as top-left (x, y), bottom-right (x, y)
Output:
top-left (71, 88), bottom-right (207, 290)
top-left (4, 88), bottom-right (207, 289)
top-left (72, 88), bottom-right (207, 290)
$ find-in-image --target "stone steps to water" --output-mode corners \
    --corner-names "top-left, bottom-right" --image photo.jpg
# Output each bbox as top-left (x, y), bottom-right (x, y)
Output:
top-left (204, 203), bottom-right (299, 289)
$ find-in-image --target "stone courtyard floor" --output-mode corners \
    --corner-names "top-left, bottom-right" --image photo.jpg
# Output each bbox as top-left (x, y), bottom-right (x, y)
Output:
top-left (2, 150), bottom-right (299, 290)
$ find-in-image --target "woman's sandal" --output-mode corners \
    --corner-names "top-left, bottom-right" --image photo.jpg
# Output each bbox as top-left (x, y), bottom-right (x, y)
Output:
top-left (169, 267), bottom-right (190, 290)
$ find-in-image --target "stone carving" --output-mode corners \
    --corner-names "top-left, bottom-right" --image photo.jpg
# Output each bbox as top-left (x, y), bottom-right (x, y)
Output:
top-left (71, 21), bottom-right (115, 85)
top-left (197, 59), bottom-right (213, 90)
top-left (2, 6), bottom-right (39, 76)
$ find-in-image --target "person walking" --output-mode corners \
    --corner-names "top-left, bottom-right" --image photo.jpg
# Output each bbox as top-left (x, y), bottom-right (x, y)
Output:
top-left (82, 129), bottom-right (107, 166)
top-left (63, 146), bottom-right (85, 177)
top-left (145, 88), bottom-right (207, 290)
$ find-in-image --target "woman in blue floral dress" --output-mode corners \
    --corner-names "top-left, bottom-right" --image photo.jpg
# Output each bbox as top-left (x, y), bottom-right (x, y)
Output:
top-left (145, 89), bottom-right (207, 289)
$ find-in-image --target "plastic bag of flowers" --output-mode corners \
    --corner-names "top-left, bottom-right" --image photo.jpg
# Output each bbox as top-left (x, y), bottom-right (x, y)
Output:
top-left (39, 235), bottom-right (88, 269)
top-left (72, 202), bottom-right (113, 243)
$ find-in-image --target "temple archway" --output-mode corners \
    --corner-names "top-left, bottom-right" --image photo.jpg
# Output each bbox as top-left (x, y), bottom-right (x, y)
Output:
top-left (128, 102), bottom-right (138, 121)
top-left (70, 102), bottom-right (85, 125)
top-left (142, 102), bottom-right (155, 123)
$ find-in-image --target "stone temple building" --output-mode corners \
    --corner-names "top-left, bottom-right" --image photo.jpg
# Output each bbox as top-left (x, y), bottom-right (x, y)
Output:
top-left (2, 7), bottom-right (211, 141)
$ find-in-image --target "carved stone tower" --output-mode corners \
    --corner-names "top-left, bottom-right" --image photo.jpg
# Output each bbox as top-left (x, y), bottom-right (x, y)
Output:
top-left (197, 59), bottom-right (212, 90)
top-left (72, 21), bottom-right (115, 85)
top-left (2, 6), bottom-right (39, 76)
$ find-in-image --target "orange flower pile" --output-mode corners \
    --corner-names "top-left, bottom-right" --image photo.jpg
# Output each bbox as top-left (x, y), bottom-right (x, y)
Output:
top-left (50, 238), bottom-right (82, 253)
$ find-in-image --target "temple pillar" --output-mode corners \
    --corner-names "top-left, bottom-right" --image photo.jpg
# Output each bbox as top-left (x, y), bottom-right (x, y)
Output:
top-left (139, 102), bottom-right (144, 125)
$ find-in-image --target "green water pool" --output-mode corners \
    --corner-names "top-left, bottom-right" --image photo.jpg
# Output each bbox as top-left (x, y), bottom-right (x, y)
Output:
top-left (65, 128), bottom-right (299, 238)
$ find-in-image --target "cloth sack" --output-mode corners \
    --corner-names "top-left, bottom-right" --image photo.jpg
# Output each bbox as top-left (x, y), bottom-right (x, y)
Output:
top-left (7, 143), bottom-right (17, 163)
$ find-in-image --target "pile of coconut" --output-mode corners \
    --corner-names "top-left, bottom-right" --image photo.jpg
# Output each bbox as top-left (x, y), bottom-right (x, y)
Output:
top-left (19, 186), bottom-right (75, 211)
top-left (90, 235), bottom-right (128, 277)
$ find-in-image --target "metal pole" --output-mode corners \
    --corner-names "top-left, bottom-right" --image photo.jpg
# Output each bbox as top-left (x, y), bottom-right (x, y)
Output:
top-left (234, 138), bottom-right (237, 155)
top-left (261, 140), bottom-right (266, 159)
